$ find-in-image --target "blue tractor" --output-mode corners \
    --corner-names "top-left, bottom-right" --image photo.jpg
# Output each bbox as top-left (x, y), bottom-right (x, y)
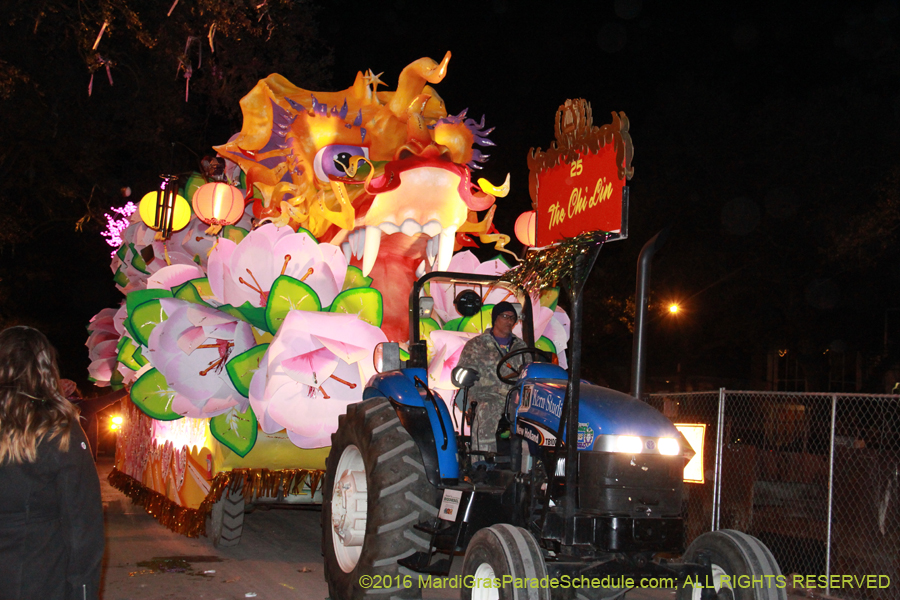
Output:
top-left (323, 261), bottom-right (786, 600)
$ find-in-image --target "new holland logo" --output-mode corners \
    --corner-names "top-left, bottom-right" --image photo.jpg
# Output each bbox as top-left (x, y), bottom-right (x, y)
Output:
top-left (517, 421), bottom-right (557, 446)
top-left (577, 422), bottom-right (594, 450)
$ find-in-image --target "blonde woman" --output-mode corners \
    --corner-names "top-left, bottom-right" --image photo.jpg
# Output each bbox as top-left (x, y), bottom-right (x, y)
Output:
top-left (0, 326), bottom-right (104, 600)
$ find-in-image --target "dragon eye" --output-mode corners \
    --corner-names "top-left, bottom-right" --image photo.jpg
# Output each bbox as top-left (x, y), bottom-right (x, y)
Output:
top-left (313, 145), bottom-right (369, 182)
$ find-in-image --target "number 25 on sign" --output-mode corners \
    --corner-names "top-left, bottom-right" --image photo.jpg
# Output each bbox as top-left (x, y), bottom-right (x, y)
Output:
top-left (570, 158), bottom-right (583, 177)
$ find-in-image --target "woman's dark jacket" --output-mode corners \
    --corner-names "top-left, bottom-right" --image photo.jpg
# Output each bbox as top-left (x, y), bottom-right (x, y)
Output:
top-left (0, 420), bottom-right (104, 600)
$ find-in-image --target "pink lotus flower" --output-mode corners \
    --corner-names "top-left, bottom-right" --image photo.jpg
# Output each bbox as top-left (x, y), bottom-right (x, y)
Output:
top-left (208, 223), bottom-right (347, 310)
top-left (249, 310), bottom-right (387, 448)
top-left (86, 307), bottom-right (122, 386)
top-left (147, 263), bottom-right (206, 291)
top-left (146, 299), bottom-right (256, 418)
top-left (426, 330), bottom-right (477, 410)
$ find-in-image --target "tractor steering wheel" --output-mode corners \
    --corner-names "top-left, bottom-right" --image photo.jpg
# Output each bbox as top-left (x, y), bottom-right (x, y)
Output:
top-left (496, 347), bottom-right (554, 385)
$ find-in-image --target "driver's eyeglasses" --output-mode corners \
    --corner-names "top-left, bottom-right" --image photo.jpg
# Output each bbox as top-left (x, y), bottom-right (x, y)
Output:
top-left (497, 313), bottom-right (517, 322)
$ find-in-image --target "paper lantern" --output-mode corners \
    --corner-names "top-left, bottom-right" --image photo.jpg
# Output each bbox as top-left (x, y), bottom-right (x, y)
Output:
top-left (515, 210), bottom-right (536, 247)
top-left (192, 181), bottom-right (246, 235)
top-left (139, 175), bottom-right (191, 240)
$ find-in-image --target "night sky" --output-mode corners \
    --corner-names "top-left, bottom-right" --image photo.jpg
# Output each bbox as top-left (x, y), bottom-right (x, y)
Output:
top-left (1, 0), bottom-right (898, 393)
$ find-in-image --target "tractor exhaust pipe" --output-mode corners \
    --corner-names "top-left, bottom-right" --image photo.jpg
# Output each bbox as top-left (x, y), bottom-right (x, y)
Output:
top-left (630, 227), bottom-right (670, 400)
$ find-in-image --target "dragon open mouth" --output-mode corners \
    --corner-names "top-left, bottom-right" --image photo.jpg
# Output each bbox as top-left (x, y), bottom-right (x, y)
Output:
top-left (338, 156), bottom-right (491, 278)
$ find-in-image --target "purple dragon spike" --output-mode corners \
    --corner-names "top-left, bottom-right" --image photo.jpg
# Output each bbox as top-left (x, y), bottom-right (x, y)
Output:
top-left (271, 103), bottom-right (295, 138)
top-left (286, 98), bottom-right (306, 112)
top-left (353, 109), bottom-right (363, 127)
top-left (469, 149), bottom-right (490, 170)
top-left (333, 99), bottom-right (349, 121)
top-left (311, 95), bottom-right (328, 115)
top-left (465, 114), bottom-right (496, 147)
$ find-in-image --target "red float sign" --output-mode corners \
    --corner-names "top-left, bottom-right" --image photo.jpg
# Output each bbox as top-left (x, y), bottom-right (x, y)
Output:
top-left (533, 143), bottom-right (626, 247)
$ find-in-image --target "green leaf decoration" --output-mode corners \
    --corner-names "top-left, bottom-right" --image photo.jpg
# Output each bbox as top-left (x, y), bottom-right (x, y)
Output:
top-left (536, 336), bottom-right (557, 355)
top-left (109, 368), bottom-right (124, 391)
top-left (117, 336), bottom-right (143, 371)
top-left (221, 225), bottom-right (248, 244)
top-left (129, 243), bottom-right (150, 274)
top-left (265, 275), bottom-right (322, 333)
top-left (113, 268), bottom-right (129, 288)
top-left (126, 299), bottom-right (168, 346)
top-left (210, 405), bottom-right (259, 457)
top-left (329, 288), bottom-right (383, 327)
top-left (226, 343), bottom-right (269, 397)
top-left (116, 245), bottom-right (128, 261)
top-left (131, 368), bottom-right (182, 421)
top-left (184, 172), bottom-right (206, 206)
top-left (126, 288), bottom-right (173, 315)
top-left (460, 305), bottom-right (494, 333)
top-left (296, 227), bottom-right (317, 243)
top-left (218, 302), bottom-right (269, 331)
top-left (443, 317), bottom-right (464, 332)
top-left (540, 287), bottom-right (560, 311)
top-left (173, 277), bottom-right (213, 307)
top-left (237, 302), bottom-right (268, 330)
top-left (133, 345), bottom-right (148, 367)
top-left (420, 317), bottom-right (441, 340)
top-left (491, 254), bottom-right (513, 268)
top-left (341, 265), bottom-right (373, 291)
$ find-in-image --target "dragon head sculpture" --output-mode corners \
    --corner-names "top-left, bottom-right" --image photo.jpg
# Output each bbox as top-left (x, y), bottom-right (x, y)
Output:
top-left (214, 53), bottom-right (510, 340)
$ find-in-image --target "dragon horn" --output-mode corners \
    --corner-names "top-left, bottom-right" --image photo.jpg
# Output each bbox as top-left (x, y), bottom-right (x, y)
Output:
top-left (386, 52), bottom-right (451, 119)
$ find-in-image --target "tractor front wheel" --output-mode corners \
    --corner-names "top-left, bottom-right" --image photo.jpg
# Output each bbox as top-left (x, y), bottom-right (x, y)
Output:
top-left (461, 524), bottom-right (550, 600)
top-left (677, 529), bottom-right (786, 600)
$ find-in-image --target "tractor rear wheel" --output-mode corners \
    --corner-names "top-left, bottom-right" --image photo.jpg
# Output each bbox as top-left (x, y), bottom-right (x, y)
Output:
top-left (322, 397), bottom-right (439, 600)
top-left (677, 529), bottom-right (786, 600)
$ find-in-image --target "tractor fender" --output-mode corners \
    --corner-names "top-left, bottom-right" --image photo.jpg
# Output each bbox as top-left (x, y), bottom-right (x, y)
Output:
top-left (364, 368), bottom-right (459, 482)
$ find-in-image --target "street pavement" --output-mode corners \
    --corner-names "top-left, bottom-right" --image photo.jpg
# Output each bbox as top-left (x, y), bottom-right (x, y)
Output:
top-left (98, 456), bottom-right (683, 600)
top-left (99, 457), bottom-right (329, 600)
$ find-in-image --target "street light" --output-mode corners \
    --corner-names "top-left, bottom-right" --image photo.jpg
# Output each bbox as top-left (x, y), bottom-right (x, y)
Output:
top-left (668, 303), bottom-right (681, 315)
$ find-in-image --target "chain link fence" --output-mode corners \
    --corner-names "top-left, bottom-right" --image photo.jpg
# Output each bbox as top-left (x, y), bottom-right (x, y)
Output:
top-left (648, 390), bottom-right (900, 599)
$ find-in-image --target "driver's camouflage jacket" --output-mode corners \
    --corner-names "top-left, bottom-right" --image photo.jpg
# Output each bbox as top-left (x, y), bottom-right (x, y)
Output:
top-left (457, 328), bottom-right (529, 452)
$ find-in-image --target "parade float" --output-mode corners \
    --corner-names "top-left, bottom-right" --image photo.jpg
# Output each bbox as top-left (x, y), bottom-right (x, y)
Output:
top-left (90, 53), bottom-right (573, 538)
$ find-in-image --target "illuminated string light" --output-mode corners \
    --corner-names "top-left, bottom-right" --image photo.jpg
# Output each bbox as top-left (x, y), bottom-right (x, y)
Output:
top-left (102, 201), bottom-right (137, 253)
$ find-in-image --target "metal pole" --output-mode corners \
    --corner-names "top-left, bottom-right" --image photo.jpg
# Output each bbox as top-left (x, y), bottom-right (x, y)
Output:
top-left (563, 269), bottom-right (584, 545)
top-left (712, 387), bottom-right (726, 531)
top-left (562, 244), bottom-right (601, 545)
top-left (825, 394), bottom-right (837, 596)
top-left (630, 228), bottom-right (670, 399)
top-left (538, 243), bottom-right (602, 542)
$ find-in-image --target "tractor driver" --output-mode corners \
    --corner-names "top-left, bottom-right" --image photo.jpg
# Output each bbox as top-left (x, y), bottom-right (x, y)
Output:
top-left (457, 301), bottom-right (529, 454)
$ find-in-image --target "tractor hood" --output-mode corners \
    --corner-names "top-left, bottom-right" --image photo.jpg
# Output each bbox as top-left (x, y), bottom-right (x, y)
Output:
top-left (513, 364), bottom-right (688, 456)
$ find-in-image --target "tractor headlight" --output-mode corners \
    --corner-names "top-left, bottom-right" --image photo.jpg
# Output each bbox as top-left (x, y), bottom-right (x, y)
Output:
top-left (658, 437), bottom-right (680, 456)
top-left (615, 435), bottom-right (642, 454)
top-left (110, 415), bottom-right (124, 432)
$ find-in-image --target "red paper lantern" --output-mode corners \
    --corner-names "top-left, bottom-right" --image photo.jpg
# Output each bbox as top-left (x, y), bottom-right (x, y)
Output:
top-left (514, 210), bottom-right (536, 247)
top-left (192, 182), bottom-right (245, 234)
